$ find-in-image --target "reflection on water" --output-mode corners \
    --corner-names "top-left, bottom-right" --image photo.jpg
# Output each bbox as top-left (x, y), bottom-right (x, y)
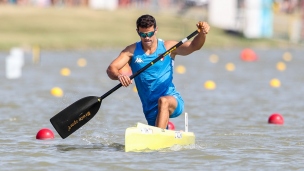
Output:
top-left (0, 48), bottom-right (304, 170)
top-left (56, 143), bottom-right (125, 152)
top-left (55, 143), bottom-right (198, 153)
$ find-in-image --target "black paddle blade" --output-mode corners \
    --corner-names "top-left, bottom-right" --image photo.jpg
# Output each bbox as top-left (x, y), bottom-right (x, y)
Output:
top-left (50, 96), bottom-right (102, 139)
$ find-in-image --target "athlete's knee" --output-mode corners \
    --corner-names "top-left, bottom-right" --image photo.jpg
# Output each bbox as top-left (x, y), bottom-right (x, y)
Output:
top-left (158, 97), bottom-right (169, 107)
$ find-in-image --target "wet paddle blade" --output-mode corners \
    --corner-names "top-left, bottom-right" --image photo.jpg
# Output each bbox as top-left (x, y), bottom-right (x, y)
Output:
top-left (50, 96), bottom-right (102, 139)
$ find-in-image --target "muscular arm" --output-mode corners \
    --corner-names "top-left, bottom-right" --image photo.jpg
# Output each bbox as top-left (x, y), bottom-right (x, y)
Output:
top-left (107, 44), bottom-right (135, 80)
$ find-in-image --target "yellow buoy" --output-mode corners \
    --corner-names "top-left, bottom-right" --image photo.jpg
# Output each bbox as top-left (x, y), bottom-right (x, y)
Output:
top-left (282, 52), bottom-right (292, 62)
top-left (175, 65), bottom-right (186, 74)
top-left (51, 87), bottom-right (63, 97)
top-left (276, 62), bottom-right (286, 71)
top-left (209, 54), bottom-right (219, 63)
top-left (60, 67), bottom-right (71, 76)
top-left (270, 78), bottom-right (281, 88)
top-left (225, 62), bottom-right (235, 71)
top-left (77, 58), bottom-right (87, 67)
top-left (204, 80), bottom-right (216, 90)
top-left (133, 86), bottom-right (137, 93)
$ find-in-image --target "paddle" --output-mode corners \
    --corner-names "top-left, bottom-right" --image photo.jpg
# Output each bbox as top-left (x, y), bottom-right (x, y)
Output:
top-left (50, 29), bottom-right (199, 139)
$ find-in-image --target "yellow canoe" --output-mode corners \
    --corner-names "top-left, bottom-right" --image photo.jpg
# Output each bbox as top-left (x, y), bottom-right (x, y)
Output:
top-left (125, 122), bottom-right (195, 152)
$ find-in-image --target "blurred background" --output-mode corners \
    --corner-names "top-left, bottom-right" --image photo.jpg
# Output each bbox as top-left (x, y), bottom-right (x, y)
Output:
top-left (0, 0), bottom-right (303, 51)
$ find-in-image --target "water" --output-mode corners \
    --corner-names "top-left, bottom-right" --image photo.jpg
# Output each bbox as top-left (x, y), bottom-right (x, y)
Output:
top-left (0, 48), bottom-right (304, 170)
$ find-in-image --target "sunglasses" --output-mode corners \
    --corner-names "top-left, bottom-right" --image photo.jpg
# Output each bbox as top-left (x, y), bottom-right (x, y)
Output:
top-left (137, 30), bottom-right (156, 38)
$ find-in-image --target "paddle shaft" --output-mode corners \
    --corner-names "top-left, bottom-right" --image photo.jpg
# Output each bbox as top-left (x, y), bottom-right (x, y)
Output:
top-left (100, 30), bottom-right (199, 100)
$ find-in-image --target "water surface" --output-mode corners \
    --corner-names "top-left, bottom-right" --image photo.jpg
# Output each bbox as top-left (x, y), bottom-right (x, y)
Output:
top-left (0, 48), bottom-right (303, 170)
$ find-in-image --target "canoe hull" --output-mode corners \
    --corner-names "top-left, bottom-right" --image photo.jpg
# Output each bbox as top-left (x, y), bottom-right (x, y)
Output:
top-left (125, 123), bottom-right (195, 152)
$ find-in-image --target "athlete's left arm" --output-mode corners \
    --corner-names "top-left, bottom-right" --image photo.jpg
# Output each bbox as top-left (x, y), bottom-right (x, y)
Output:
top-left (168, 21), bottom-right (210, 58)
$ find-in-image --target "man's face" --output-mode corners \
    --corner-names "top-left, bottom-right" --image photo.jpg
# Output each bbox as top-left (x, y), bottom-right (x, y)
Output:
top-left (137, 26), bottom-right (157, 47)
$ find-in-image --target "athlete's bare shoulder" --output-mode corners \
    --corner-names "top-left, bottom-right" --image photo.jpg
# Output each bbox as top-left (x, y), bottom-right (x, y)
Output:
top-left (121, 43), bottom-right (137, 58)
top-left (164, 40), bottom-right (178, 57)
top-left (124, 43), bottom-right (136, 53)
top-left (164, 40), bottom-right (178, 50)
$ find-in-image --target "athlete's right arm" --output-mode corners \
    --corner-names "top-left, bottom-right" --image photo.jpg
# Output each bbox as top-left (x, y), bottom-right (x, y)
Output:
top-left (106, 44), bottom-right (135, 87)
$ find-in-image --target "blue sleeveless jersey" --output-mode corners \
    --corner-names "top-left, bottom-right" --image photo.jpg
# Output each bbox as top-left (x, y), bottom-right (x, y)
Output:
top-left (130, 39), bottom-right (181, 115)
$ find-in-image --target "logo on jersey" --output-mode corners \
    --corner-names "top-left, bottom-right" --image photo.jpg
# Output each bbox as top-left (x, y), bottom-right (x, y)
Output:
top-left (135, 57), bottom-right (143, 63)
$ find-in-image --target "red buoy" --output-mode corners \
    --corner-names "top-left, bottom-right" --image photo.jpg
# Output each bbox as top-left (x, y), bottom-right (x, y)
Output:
top-left (36, 128), bottom-right (55, 140)
top-left (240, 48), bottom-right (258, 62)
top-left (168, 121), bottom-right (175, 130)
top-left (268, 113), bottom-right (284, 125)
